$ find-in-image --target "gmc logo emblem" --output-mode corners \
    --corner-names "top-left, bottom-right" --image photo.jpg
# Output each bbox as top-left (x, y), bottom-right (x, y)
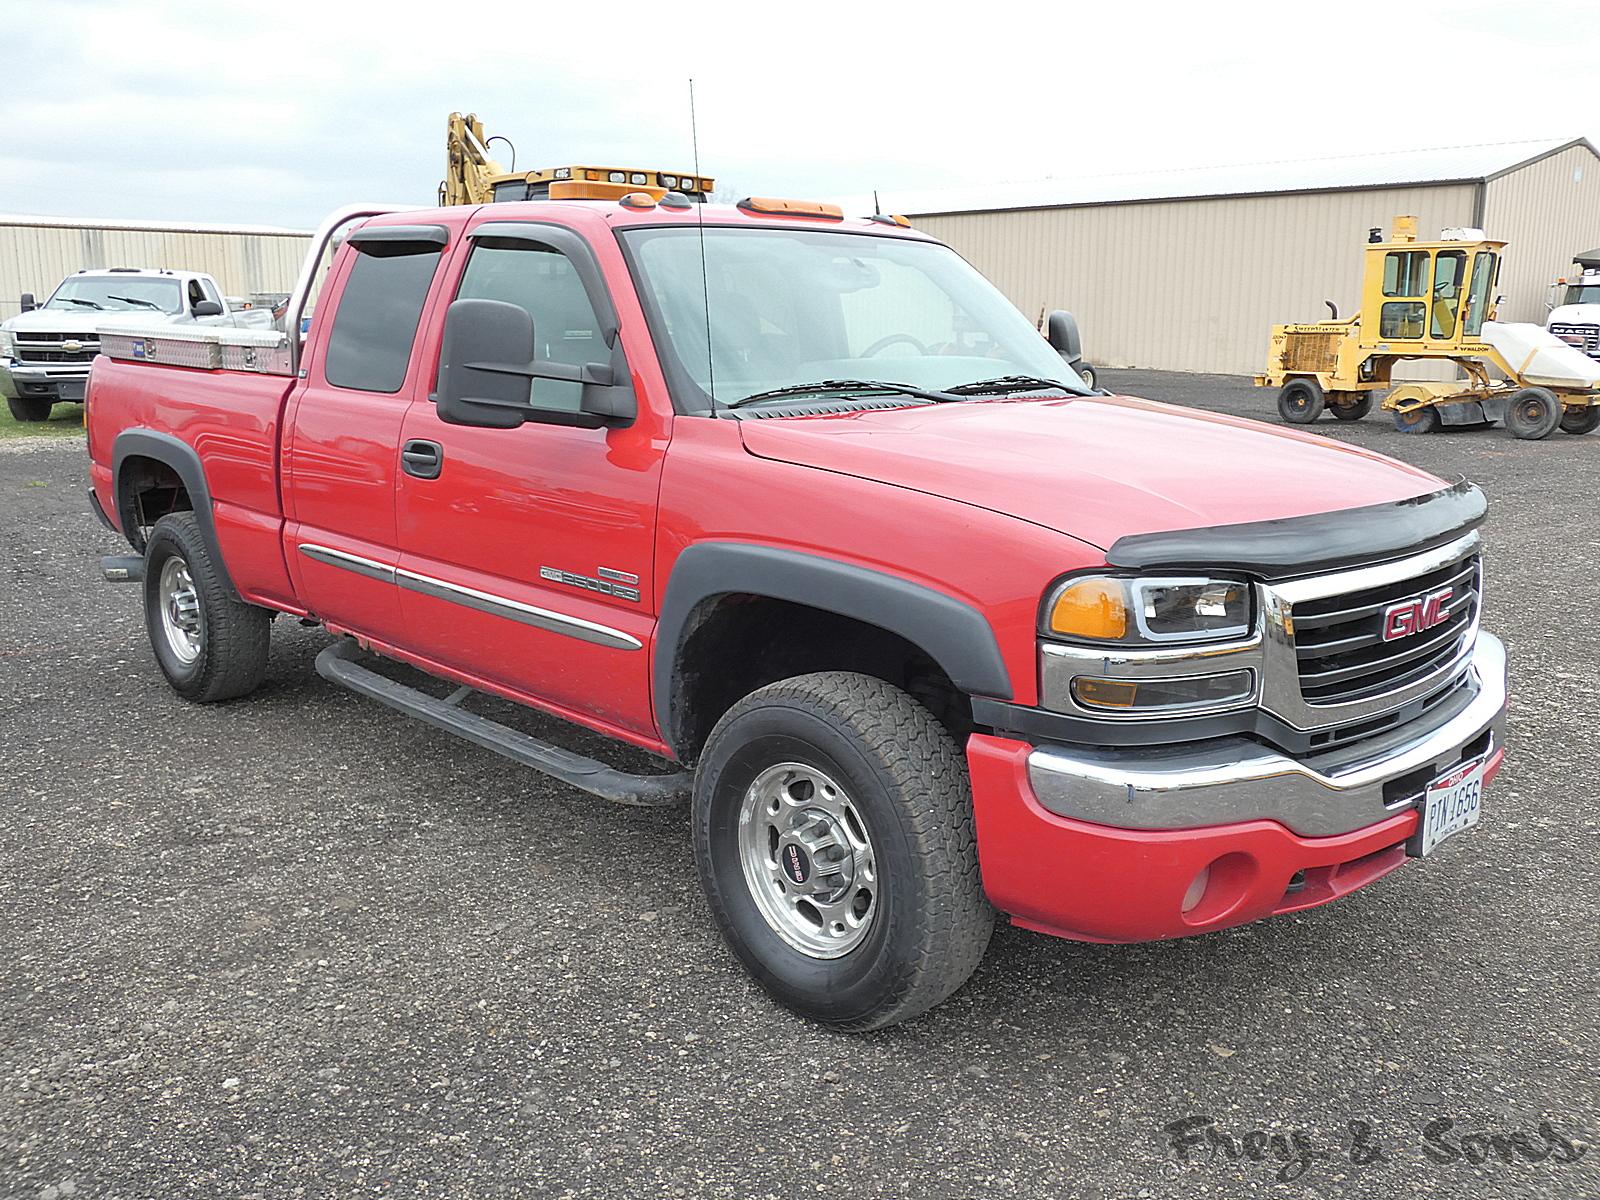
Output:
top-left (1382, 587), bottom-right (1453, 642)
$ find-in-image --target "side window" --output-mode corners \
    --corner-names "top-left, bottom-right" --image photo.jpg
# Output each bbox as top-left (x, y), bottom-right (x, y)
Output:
top-left (1430, 250), bottom-right (1467, 339)
top-left (324, 246), bottom-right (443, 393)
top-left (453, 242), bottom-right (603, 413)
top-left (1382, 251), bottom-right (1430, 297)
top-left (1462, 251), bottom-right (1496, 337)
top-left (1380, 302), bottom-right (1426, 339)
top-left (200, 278), bottom-right (222, 308)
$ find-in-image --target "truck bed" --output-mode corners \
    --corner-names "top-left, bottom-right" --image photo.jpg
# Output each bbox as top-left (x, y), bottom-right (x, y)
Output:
top-left (88, 350), bottom-right (301, 612)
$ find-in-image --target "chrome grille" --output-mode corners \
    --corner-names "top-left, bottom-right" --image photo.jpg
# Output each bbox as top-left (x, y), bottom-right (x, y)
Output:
top-left (1550, 322), bottom-right (1600, 359)
top-left (1291, 551), bottom-right (1480, 707)
top-left (14, 333), bottom-right (99, 364)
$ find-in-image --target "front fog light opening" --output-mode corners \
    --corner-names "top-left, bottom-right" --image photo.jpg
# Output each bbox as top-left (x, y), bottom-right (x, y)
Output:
top-left (1071, 668), bottom-right (1255, 714)
top-left (1181, 866), bottom-right (1210, 914)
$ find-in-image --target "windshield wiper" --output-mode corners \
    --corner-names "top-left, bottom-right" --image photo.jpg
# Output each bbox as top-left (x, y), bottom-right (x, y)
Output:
top-left (943, 374), bottom-right (1092, 397)
top-left (108, 295), bottom-right (162, 310)
top-left (724, 378), bottom-right (961, 409)
top-left (56, 297), bottom-right (104, 310)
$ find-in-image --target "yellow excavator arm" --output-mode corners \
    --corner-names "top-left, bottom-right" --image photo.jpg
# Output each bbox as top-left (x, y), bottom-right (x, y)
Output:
top-left (441, 112), bottom-right (505, 207)
top-left (439, 111), bottom-right (715, 207)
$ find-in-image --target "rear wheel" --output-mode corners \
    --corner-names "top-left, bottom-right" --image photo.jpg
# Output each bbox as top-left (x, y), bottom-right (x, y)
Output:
top-left (1505, 387), bottom-right (1562, 440)
top-left (1558, 405), bottom-right (1600, 435)
top-left (692, 672), bottom-right (993, 1031)
top-left (1276, 379), bottom-right (1324, 424)
top-left (1076, 362), bottom-right (1098, 390)
top-left (1330, 393), bottom-right (1372, 421)
top-left (142, 512), bottom-right (271, 702)
top-left (1392, 405), bottom-right (1439, 434)
top-left (6, 395), bottom-right (52, 422)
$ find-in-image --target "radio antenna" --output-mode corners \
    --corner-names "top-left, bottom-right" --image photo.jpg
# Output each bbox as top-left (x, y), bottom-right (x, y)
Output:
top-left (690, 78), bottom-right (719, 412)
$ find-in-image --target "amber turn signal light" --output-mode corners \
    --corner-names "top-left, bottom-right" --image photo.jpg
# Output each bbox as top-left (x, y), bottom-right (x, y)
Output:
top-left (1047, 578), bottom-right (1128, 640)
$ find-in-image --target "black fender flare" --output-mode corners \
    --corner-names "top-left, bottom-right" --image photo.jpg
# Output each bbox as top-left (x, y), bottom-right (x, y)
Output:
top-left (654, 542), bottom-right (1013, 752)
top-left (111, 428), bottom-right (238, 596)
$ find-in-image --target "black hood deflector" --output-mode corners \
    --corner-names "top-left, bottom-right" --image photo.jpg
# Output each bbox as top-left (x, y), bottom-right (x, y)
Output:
top-left (1105, 479), bottom-right (1486, 579)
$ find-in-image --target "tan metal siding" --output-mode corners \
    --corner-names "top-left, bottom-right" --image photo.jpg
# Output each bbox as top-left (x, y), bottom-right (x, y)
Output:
top-left (0, 224), bottom-right (310, 319)
top-left (914, 185), bottom-right (1478, 376)
top-left (1483, 144), bottom-right (1600, 324)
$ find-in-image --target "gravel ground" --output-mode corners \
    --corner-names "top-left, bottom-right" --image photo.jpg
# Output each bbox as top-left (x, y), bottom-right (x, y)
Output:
top-left (1, 373), bottom-right (1595, 1199)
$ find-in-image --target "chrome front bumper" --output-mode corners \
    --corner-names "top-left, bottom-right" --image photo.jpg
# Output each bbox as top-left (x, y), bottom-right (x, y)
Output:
top-left (1, 360), bottom-right (90, 399)
top-left (1027, 632), bottom-right (1506, 838)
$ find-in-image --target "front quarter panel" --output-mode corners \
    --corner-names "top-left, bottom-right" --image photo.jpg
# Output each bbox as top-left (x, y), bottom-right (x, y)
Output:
top-left (653, 416), bottom-right (1104, 721)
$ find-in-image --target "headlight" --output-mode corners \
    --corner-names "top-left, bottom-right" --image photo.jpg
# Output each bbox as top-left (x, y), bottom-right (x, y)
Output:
top-left (1045, 575), bottom-right (1252, 645)
top-left (0, 328), bottom-right (13, 357)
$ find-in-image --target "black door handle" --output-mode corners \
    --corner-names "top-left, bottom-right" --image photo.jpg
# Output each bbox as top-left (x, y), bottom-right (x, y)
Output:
top-left (401, 439), bottom-right (443, 480)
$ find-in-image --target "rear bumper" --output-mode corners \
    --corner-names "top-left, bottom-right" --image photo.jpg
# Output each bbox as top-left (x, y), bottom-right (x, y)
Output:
top-left (968, 633), bottom-right (1507, 944)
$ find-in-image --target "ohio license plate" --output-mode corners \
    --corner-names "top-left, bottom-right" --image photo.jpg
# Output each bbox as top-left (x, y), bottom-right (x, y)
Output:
top-left (1417, 755), bottom-right (1486, 856)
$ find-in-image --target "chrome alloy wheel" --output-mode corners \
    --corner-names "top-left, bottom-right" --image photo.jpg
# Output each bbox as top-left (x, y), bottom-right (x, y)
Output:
top-left (157, 554), bottom-right (203, 665)
top-left (736, 762), bottom-right (878, 959)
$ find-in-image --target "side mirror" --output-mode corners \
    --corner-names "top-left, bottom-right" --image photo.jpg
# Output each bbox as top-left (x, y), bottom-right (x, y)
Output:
top-left (435, 298), bottom-right (635, 430)
top-left (436, 298), bottom-right (537, 429)
top-left (192, 300), bottom-right (224, 317)
top-left (19, 293), bottom-right (35, 313)
top-left (1046, 310), bottom-right (1082, 362)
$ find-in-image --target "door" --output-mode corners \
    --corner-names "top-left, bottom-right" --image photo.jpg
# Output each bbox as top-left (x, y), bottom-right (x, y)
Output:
top-left (394, 223), bottom-right (666, 739)
top-left (282, 227), bottom-right (450, 645)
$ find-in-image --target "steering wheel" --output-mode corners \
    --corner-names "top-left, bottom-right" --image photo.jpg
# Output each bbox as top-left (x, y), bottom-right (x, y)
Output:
top-left (861, 333), bottom-right (929, 357)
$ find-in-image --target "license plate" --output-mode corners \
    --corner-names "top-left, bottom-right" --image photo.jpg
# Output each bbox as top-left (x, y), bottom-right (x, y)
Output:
top-left (1417, 754), bottom-right (1486, 856)
top-left (58, 379), bottom-right (85, 401)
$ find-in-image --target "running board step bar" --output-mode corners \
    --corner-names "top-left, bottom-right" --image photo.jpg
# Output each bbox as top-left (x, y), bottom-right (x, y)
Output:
top-left (315, 640), bottom-right (689, 807)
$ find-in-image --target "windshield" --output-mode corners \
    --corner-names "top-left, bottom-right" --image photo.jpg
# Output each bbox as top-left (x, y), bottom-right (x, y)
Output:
top-left (620, 226), bottom-right (1084, 410)
top-left (1561, 283), bottom-right (1600, 306)
top-left (45, 276), bottom-right (183, 314)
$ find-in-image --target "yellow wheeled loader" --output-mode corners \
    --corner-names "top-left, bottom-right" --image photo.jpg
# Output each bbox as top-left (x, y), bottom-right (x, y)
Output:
top-left (1256, 216), bottom-right (1600, 439)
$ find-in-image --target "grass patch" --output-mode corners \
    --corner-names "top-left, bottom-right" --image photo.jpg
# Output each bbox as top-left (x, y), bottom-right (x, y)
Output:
top-left (0, 401), bottom-right (85, 440)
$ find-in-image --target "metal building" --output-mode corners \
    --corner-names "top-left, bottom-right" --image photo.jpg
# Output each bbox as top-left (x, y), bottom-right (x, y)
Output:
top-left (865, 139), bottom-right (1600, 376)
top-left (0, 215), bottom-right (311, 320)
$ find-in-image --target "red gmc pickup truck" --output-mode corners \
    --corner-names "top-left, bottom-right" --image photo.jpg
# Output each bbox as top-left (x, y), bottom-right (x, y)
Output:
top-left (85, 196), bottom-right (1507, 1030)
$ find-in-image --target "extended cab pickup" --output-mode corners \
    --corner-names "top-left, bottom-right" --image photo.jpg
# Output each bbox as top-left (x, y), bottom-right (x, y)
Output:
top-left (2, 267), bottom-right (273, 422)
top-left (85, 199), bottom-right (1508, 1030)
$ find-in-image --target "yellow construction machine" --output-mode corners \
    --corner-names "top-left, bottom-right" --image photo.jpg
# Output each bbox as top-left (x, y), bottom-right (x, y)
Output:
top-left (440, 112), bottom-right (714, 207)
top-left (1257, 216), bottom-right (1600, 439)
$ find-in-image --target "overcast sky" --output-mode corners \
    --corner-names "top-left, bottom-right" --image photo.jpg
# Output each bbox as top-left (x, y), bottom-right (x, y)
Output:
top-left (3, 0), bottom-right (1596, 229)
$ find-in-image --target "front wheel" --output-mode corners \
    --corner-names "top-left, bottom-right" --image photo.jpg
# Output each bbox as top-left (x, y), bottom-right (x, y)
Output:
top-left (6, 395), bottom-right (53, 422)
top-left (1559, 405), bottom-right (1600, 435)
top-left (1505, 387), bottom-right (1562, 440)
top-left (1276, 379), bottom-right (1324, 424)
top-left (692, 672), bottom-right (993, 1031)
top-left (142, 512), bottom-right (271, 702)
top-left (1076, 362), bottom-right (1098, 390)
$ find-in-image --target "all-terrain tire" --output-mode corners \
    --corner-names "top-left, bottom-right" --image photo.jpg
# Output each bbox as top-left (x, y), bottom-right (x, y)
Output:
top-left (6, 395), bottom-right (52, 422)
top-left (692, 672), bottom-right (994, 1031)
top-left (142, 511), bottom-right (271, 702)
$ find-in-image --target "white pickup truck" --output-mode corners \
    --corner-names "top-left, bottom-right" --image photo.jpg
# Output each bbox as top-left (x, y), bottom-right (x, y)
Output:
top-left (0, 267), bottom-right (274, 421)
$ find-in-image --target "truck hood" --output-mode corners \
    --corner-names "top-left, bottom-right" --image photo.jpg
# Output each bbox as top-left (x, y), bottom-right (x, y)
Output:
top-left (1550, 304), bottom-right (1600, 326)
top-left (2, 308), bottom-right (179, 334)
top-left (736, 394), bottom-right (1445, 550)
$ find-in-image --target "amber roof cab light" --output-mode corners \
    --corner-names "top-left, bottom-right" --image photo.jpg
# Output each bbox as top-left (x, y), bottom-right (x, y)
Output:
top-left (737, 197), bottom-right (844, 220)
